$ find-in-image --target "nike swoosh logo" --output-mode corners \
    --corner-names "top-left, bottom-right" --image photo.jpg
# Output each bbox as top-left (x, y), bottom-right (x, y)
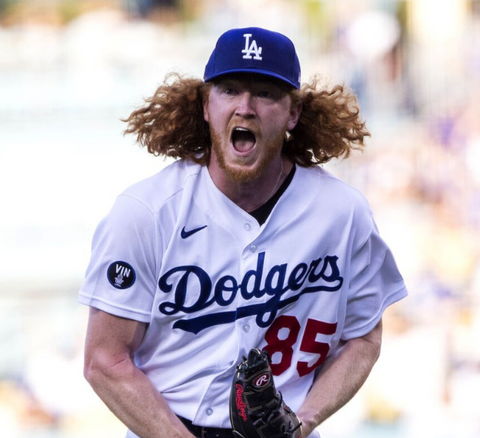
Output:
top-left (181, 225), bottom-right (208, 239)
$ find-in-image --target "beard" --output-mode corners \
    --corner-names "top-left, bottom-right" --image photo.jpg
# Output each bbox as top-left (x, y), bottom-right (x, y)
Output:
top-left (209, 127), bottom-right (285, 184)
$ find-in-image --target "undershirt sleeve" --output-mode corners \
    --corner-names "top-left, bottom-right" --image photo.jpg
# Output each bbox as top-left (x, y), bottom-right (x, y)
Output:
top-left (78, 194), bottom-right (160, 323)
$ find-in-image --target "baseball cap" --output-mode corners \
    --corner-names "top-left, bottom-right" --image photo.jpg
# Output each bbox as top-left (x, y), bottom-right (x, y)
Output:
top-left (204, 27), bottom-right (301, 89)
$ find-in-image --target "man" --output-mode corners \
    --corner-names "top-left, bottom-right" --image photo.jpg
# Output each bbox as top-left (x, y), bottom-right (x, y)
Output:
top-left (79, 27), bottom-right (408, 438)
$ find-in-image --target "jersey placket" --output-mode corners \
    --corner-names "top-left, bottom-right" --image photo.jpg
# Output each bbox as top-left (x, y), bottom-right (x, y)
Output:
top-left (235, 218), bottom-right (267, 351)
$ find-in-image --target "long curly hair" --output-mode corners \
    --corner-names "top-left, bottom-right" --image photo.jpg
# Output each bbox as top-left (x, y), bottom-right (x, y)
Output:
top-left (123, 73), bottom-right (370, 166)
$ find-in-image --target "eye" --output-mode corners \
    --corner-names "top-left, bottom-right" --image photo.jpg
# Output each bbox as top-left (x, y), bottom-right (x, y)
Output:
top-left (223, 87), bottom-right (238, 96)
top-left (257, 90), bottom-right (273, 98)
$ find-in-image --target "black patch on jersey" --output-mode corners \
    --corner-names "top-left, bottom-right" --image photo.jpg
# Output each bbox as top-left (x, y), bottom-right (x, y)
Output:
top-left (107, 261), bottom-right (136, 289)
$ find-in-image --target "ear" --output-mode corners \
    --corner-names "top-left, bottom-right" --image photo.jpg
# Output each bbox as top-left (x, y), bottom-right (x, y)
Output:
top-left (203, 91), bottom-right (210, 123)
top-left (287, 101), bottom-right (302, 131)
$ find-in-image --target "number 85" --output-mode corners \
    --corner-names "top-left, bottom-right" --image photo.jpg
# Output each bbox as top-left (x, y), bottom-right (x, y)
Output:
top-left (263, 315), bottom-right (337, 376)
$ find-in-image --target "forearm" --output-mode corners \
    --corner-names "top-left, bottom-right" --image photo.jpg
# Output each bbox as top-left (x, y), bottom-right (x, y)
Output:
top-left (296, 320), bottom-right (382, 436)
top-left (85, 352), bottom-right (192, 438)
top-left (83, 309), bottom-right (193, 438)
top-left (85, 359), bottom-right (190, 438)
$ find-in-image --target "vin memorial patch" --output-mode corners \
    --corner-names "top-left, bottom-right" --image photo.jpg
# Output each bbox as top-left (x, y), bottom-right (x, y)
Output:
top-left (107, 261), bottom-right (136, 289)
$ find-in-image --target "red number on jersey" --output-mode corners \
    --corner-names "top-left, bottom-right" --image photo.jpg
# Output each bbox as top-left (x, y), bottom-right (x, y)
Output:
top-left (264, 315), bottom-right (301, 375)
top-left (263, 315), bottom-right (337, 376)
top-left (297, 319), bottom-right (337, 376)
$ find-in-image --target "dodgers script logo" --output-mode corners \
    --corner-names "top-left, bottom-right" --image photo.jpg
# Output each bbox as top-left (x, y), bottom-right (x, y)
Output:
top-left (242, 33), bottom-right (262, 60)
top-left (158, 252), bottom-right (343, 334)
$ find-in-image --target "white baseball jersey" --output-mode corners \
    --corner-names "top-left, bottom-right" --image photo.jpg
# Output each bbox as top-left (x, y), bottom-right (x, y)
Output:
top-left (78, 159), bottom-right (407, 437)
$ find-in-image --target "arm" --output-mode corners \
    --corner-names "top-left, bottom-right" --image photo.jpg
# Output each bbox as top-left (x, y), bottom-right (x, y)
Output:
top-left (83, 307), bottom-right (194, 438)
top-left (296, 319), bottom-right (383, 437)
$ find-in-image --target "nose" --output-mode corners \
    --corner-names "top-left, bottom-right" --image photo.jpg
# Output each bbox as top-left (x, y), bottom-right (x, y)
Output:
top-left (235, 92), bottom-right (255, 117)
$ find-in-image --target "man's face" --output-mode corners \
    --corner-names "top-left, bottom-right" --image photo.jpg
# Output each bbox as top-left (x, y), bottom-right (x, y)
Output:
top-left (204, 74), bottom-right (300, 183)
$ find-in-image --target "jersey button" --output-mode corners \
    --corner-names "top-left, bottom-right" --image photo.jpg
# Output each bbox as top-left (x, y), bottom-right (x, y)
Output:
top-left (250, 245), bottom-right (257, 253)
top-left (244, 223), bottom-right (251, 231)
top-left (206, 408), bottom-right (213, 416)
top-left (243, 324), bottom-right (250, 332)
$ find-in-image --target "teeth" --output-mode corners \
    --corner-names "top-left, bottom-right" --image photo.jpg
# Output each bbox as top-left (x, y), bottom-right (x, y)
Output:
top-left (235, 127), bottom-right (249, 132)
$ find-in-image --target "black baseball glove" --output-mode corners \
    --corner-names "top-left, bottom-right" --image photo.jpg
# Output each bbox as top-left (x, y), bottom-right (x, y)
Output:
top-left (230, 348), bottom-right (303, 438)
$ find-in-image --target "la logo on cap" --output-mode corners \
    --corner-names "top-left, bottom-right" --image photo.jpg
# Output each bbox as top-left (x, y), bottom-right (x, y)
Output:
top-left (204, 27), bottom-right (301, 89)
top-left (242, 33), bottom-right (262, 60)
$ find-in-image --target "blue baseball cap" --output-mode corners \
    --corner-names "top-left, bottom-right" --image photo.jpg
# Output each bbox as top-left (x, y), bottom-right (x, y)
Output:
top-left (204, 27), bottom-right (301, 89)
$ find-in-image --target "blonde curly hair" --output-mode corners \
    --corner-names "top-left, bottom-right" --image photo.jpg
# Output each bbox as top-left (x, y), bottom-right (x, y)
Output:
top-left (123, 73), bottom-right (370, 166)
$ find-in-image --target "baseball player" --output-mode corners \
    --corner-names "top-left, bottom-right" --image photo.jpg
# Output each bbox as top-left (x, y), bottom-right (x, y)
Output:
top-left (79, 27), bottom-right (408, 438)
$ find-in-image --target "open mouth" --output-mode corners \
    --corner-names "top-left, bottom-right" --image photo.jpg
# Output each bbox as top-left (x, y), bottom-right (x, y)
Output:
top-left (231, 127), bottom-right (256, 153)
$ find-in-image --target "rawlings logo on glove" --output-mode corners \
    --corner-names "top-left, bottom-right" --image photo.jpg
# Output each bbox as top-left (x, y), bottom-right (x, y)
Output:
top-left (230, 348), bottom-right (303, 438)
top-left (235, 384), bottom-right (248, 422)
top-left (254, 373), bottom-right (271, 388)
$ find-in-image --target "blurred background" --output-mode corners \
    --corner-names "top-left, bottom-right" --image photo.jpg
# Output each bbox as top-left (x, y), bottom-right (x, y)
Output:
top-left (1, 0), bottom-right (479, 437)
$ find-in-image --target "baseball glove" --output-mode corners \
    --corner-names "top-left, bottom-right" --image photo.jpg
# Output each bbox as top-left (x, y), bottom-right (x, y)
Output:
top-left (230, 348), bottom-right (302, 438)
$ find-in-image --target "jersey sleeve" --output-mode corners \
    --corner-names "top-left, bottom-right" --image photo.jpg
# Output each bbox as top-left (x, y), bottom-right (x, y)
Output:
top-left (78, 194), bottom-right (160, 323)
top-left (342, 218), bottom-right (408, 341)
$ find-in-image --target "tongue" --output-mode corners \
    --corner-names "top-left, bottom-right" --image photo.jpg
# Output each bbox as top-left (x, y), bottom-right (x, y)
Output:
top-left (232, 130), bottom-right (255, 152)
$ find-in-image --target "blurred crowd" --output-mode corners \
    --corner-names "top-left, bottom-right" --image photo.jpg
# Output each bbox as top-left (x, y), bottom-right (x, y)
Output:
top-left (1, 0), bottom-right (479, 437)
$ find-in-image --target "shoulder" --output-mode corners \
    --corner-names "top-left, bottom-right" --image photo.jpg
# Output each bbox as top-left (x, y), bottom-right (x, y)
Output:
top-left (120, 159), bottom-right (201, 212)
top-left (293, 165), bottom-right (375, 245)
top-left (93, 160), bottom-right (201, 246)
top-left (296, 165), bottom-right (372, 212)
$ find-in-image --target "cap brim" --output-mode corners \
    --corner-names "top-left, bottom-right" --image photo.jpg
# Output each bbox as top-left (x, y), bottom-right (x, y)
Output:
top-left (204, 68), bottom-right (299, 89)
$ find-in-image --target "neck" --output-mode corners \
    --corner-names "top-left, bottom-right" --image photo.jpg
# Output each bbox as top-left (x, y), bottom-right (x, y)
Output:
top-left (208, 156), bottom-right (291, 212)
